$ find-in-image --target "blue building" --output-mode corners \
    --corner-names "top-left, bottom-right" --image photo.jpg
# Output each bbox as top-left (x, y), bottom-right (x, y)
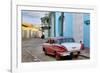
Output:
top-left (49, 12), bottom-right (90, 48)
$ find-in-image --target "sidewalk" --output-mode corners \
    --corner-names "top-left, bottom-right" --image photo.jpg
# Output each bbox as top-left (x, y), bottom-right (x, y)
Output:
top-left (79, 48), bottom-right (90, 58)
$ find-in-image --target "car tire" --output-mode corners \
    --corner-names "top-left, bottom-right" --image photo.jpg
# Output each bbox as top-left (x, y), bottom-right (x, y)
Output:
top-left (74, 55), bottom-right (78, 58)
top-left (43, 48), bottom-right (48, 55)
top-left (55, 52), bottom-right (60, 60)
top-left (44, 51), bottom-right (48, 55)
top-left (70, 52), bottom-right (79, 59)
top-left (56, 55), bottom-right (60, 60)
top-left (74, 52), bottom-right (80, 58)
top-left (43, 48), bottom-right (45, 51)
top-left (70, 52), bottom-right (73, 58)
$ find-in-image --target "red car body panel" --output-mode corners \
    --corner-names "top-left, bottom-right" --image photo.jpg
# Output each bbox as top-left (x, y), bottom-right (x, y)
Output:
top-left (43, 43), bottom-right (67, 55)
top-left (42, 37), bottom-right (68, 57)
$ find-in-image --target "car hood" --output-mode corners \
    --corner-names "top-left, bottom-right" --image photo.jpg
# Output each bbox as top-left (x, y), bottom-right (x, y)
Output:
top-left (61, 43), bottom-right (81, 52)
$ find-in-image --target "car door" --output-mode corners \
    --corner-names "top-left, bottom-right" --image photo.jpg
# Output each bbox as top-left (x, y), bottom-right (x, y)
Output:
top-left (46, 39), bottom-right (56, 55)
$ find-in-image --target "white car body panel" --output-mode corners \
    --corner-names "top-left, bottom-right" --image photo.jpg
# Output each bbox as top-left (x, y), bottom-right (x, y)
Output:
top-left (61, 43), bottom-right (81, 52)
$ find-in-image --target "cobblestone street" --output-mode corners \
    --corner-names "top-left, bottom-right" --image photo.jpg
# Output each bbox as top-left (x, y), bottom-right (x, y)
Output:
top-left (22, 38), bottom-right (90, 62)
top-left (22, 38), bottom-right (56, 62)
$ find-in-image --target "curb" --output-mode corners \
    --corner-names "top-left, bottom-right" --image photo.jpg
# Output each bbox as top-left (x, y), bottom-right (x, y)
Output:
top-left (79, 54), bottom-right (90, 59)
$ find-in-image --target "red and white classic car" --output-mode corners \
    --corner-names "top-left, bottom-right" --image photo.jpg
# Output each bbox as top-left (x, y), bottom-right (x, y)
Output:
top-left (42, 37), bottom-right (83, 60)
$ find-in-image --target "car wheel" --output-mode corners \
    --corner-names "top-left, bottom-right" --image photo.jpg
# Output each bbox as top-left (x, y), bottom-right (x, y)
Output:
top-left (44, 51), bottom-right (48, 55)
top-left (55, 52), bottom-right (60, 60)
top-left (56, 55), bottom-right (60, 60)
top-left (43, 48), bottom-right (48, 55)
top-left (70, 52), bottom-right (79, 59)
top-left (70, 53), bottom-right (73, 58)
top-left (74, 55), bottom-right (78, 58)
top-left (74, 52), bottom-right (80, 58)
top-left (43, 48), bottom-right (45, 51)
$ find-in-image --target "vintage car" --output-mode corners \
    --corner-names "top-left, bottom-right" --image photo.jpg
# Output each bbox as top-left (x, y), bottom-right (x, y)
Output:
top-left (42, 37), bottom-right (83, 60)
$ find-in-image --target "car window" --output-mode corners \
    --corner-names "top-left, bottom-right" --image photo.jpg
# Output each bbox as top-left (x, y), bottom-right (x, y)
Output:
top-left (56, 38), bottom-right (75, 44)
top-left (50, 39), bottom-right (55, 44)
top-left (45, 39), bottom-right (55, 44)
top-left (65, 38), bottom-right (75, 42)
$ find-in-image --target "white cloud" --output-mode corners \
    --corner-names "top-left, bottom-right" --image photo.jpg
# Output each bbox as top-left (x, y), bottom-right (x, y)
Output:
top-left (22, 11), bottom-right (49, 24)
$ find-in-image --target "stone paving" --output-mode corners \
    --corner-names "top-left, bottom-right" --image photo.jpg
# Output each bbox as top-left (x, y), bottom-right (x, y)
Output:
top-left (22, 38), bottom-right (56, 62)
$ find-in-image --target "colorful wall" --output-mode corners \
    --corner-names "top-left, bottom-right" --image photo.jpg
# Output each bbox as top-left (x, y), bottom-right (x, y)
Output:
top-left (55, 12), bottom-right (73, 37)
top-left (55, 12), bottom-right (61, 37)
top-left (51, 12), bottom-right (90, 48)
top-left (63, 13), bottom-right (73, 37)
top-left (83, 14), bottom-right (90, 48)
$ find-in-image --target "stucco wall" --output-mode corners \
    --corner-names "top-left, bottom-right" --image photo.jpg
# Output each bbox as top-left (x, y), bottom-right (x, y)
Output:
top-left (55, 12), bottom-right (90, 48)
top-left (55, 12), bottom-right (61, 37)
top-left (73, 13), bottom-right (83, 43)
top-left (83, 14), bottom-right (90, 48)
top-left (63, 13), bottom-right (73, 37)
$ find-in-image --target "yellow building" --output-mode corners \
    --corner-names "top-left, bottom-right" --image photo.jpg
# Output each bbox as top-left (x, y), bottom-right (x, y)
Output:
top-left (22, 22), bottom-right (42, 39)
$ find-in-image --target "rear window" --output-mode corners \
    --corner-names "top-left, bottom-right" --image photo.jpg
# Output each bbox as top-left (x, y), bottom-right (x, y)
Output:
top-left (56, 38), bottom-right (75, 44)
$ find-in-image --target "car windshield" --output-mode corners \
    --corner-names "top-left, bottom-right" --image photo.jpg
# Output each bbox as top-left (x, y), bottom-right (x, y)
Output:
top-left (56, 38), bottom-right (74, 44)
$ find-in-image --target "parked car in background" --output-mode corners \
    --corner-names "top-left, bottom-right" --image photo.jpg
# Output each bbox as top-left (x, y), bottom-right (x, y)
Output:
top-left (42, 37), bottom-right (84, 60)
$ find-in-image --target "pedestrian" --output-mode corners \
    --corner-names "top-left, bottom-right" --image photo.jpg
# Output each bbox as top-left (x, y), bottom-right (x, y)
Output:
top-left (41, 31), bottom-right (45, 39)
top-left (80, 41), bottom-right (84, 50)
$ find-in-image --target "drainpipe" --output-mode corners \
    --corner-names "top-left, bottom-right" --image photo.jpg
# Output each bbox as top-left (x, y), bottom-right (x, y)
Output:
top-left (61, 12), bottom-right (64, 36)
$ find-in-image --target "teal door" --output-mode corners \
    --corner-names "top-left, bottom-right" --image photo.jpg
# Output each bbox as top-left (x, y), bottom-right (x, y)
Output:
top-left (83, 13), bottom-right (90, 48)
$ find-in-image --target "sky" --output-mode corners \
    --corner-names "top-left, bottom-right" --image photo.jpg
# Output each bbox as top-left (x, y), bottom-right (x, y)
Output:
top-left (21, 10), bottom-right (49, 24)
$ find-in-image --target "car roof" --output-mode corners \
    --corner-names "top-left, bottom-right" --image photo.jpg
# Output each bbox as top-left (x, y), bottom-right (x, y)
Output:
top-left (48, 37), bottom-right (74, 40)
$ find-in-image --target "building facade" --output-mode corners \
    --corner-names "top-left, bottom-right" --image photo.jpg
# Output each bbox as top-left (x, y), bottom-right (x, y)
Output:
top-left (49, 12), bottom-right (90, 48)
